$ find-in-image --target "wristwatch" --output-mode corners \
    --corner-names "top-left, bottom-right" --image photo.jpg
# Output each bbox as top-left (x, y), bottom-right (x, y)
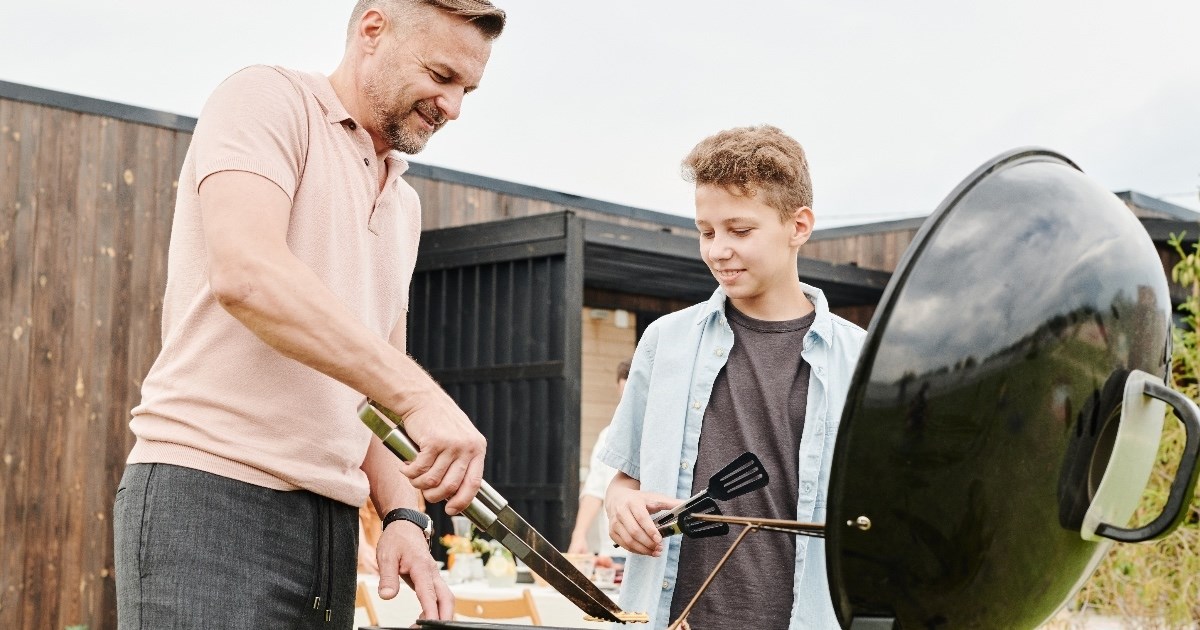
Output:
top-left (382, 508), bottom-right (433, 547)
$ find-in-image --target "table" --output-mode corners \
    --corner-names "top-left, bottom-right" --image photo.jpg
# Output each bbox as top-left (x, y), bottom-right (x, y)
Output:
top-left (355, 574), bottom-right (618, 629)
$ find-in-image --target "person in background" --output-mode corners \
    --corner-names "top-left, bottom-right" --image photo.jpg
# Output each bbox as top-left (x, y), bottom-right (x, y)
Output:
top-left (569, 358), bottom-right (633, 556)
top-left (601, 125), bottom-right (866, 629)
top-left (112, 2), bottom-right (506, 628)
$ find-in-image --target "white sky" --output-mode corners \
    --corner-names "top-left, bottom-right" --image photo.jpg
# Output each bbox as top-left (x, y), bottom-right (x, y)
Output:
top-left (2, 1), bottom-right (1198, 227)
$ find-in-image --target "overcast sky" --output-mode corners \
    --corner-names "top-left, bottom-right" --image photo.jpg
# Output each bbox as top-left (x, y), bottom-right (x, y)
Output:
top-left (3, 1), bottom-right (1198, 227)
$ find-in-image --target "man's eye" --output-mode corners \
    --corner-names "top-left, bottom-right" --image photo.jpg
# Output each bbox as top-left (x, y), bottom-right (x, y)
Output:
top-left (432, 72), bottom-right (450, 83)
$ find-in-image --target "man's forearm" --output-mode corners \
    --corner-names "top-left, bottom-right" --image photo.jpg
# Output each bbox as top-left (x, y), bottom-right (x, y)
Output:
top-left (362, 437), bottom-right (423, 515)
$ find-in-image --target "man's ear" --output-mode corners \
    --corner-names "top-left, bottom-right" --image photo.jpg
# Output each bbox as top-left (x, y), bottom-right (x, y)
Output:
top-left (355, 8), bottom-right (389, 53)
top-left (790, 206), bottom-right (815, 247)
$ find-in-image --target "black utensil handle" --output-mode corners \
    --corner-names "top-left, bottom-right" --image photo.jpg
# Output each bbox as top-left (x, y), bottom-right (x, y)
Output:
top-left (1095, 380), bottom-right (1200, 542)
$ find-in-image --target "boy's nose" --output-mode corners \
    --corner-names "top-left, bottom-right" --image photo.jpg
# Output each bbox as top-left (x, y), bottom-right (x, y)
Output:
top-left (707, 241), bottom-right (733, 261)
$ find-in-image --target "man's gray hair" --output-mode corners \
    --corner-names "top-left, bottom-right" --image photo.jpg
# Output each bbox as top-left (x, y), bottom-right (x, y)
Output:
top-left (348, 0), bottom-right (506, 41)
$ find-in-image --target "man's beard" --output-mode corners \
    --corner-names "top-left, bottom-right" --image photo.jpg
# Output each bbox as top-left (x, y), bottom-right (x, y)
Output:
top-left (367, 86), bottom-right (443, 154)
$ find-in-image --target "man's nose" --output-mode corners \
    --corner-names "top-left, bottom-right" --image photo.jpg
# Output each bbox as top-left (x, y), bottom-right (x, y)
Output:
top-left (436, 89), bottom-right (464, 121)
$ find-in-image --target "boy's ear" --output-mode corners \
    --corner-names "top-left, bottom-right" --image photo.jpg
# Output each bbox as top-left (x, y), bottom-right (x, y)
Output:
top-left (789, 206), bottom-right (815, 247)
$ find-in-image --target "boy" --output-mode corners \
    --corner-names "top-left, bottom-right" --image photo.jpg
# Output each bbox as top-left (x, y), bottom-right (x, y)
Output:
top-left (600, 125), bottom-right (865, 629)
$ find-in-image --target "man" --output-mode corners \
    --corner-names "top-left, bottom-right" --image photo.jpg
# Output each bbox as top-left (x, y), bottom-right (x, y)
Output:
top-left (602, 125), bottom-right (865, 628)
top-left (112, 1), bottom-right (505, 628)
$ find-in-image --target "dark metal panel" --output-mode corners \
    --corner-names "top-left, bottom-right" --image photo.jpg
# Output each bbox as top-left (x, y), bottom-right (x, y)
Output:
top-left (581, 218), bottom-right (891, 307)
top-left (409, 213), bottom-right (583, 550)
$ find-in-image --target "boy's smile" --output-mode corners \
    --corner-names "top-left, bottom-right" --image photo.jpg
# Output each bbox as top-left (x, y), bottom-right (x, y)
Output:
top-left (694, 183), bottom-right (815, 320)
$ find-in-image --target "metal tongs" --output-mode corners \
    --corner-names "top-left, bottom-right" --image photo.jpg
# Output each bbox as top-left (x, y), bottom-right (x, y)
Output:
top-left (358, 400), bottom-right (648, 624)
top-left (653, 452), bottom-right (769, 540)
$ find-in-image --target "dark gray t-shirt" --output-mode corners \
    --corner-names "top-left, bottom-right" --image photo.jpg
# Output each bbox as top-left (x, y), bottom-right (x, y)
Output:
top-left (669, 305), bottom-right (814, 629)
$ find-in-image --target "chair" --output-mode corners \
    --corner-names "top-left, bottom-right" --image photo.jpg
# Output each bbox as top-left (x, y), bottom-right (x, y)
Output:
top-left (355, 580), bottom-right (379, 626)
top-left (453, 589), bottom-right (542, 625)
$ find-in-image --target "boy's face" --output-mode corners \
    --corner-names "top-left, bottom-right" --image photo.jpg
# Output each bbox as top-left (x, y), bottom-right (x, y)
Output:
top-left (694, 184), bottom-right (813, 314)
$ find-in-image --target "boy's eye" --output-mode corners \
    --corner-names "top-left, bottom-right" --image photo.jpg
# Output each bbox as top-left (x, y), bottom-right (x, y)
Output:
top-left (699, 231), bottom-right (714, 239)
top-left (733, 229), bottom-right (752, 236)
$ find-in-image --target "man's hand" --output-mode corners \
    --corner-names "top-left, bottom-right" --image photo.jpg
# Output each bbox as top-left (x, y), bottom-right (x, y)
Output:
top-left (606, 473), bottom-right (682, 557)
top-left (376, 520), bottom-right (453, 620)
top-left (396, 393), bottom-right (486, 515)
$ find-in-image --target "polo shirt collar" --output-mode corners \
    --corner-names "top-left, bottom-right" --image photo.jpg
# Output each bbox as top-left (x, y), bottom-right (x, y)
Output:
top-left (298, 71), bottom-right (410, 175)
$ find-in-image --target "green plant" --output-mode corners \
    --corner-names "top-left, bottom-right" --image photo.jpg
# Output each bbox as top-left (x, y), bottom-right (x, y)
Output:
top-left (1071, 233), bottom-right (1200, 625)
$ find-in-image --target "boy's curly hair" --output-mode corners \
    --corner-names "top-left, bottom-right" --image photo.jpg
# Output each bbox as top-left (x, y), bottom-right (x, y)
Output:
top-left (681, 125), bottom-right (812, 222)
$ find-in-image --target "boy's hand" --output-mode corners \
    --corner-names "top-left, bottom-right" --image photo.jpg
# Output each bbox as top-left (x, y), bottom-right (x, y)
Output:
top-left (606, 473), bottom-right (683, 556)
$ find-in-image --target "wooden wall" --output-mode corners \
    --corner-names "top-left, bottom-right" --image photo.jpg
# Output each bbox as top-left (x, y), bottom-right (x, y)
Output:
top-left (407, 176), bottom-right (697, 236)
top-left (579, 308), bottom-right (637, 472)
top-left (806, 226), bottom-right (921, 272)
top-left (0, 97), bottom-right (187, 629)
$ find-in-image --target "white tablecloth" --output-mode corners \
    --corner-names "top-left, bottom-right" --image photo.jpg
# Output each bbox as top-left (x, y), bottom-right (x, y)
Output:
top-left (354, 573), bottom-right (618, 629)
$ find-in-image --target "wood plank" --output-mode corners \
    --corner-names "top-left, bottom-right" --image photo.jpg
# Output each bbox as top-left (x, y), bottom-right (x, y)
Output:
top-left (22, 102), bottom-right (69, 630)
top-left (0, 98), bottom-right (37, 630)
top-left (51, 107), bottom-right (87, 630)
top-left (94, 114), bottom-right (126, 629)
top-left (70, 112), bottom-right (106, 626)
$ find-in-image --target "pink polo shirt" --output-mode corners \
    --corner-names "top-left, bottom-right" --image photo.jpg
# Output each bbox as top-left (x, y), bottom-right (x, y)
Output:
top-left (128, 66), bottom-right (421, 507)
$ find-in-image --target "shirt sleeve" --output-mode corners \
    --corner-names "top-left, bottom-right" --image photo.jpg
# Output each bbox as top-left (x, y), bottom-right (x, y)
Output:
top-left (596, 321), bottom-right (659, 480)
top-left (189, 65), bottom-right (308, 200)
top-left (580, 427), bottom-right (616, 499)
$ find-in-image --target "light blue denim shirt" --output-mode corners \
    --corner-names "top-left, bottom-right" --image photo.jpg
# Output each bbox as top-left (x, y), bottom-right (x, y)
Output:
top-left (598, 283), bottom-right (866, 629)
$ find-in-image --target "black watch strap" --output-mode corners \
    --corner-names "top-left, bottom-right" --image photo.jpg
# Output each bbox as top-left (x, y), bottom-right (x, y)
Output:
top-left (382, 508), bottom-right (433, 545)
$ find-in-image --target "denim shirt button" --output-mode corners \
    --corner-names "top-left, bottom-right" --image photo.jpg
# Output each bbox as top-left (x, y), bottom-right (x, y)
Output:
top-left (691, 401), bottom-right (701, 410)
top-left (801, 481), bottom-right (814, 494)
top-left (662, 580), bottom-right (671, 590)
top-left (715, 348), bottom-right (725, 357)
top-left (680, 460), bottom-right (689, 471)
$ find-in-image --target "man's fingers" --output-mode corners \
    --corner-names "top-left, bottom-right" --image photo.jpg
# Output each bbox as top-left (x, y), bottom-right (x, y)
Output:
top-left (377, 569), bottom-right (402, 601)
top-left (407, 450), bottom-right (456, 496)
top-left (399, 449), bottom-right (438, 484)
top-left (444, 453), bottom-right (484, 515)
top-left (409, 564), bottom-right (441, 620)
top-left (435, 574), bottom-right (455, 620)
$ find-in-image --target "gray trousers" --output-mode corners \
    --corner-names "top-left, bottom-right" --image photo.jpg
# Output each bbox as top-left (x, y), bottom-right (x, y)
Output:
top-left (113, 463), bottom-right (359, 629)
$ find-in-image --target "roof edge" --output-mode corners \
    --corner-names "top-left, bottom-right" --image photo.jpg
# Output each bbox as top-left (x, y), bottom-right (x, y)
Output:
top-left (0, 79), bottom-right (198, 132)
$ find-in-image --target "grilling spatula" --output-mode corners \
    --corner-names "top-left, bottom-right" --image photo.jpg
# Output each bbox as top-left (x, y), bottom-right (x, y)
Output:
top-left (653, 451), bottom-right (769, 528)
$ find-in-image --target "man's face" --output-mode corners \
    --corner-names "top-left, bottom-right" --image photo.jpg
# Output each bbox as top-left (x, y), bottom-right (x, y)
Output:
top-left (694, 184), bottom-right (811, 312)
top-left (362, 10), bottom-right (492, 154)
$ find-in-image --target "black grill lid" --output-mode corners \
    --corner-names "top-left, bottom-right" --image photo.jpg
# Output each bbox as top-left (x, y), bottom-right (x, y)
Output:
top-left (825, 148), bottom-right (1172, 628)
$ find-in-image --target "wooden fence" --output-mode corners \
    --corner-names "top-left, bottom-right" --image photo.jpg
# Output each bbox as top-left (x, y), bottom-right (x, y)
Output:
top-left (1, 91), bottom-right (191, 629)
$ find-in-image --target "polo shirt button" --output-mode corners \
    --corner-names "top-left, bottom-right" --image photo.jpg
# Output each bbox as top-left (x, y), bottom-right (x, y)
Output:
top-left (363, 158), bottom-right (370, 166)
top-left (662, 580), bottom-right (670, 590)
top-left (348, 121), bottom-right (357, 130)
